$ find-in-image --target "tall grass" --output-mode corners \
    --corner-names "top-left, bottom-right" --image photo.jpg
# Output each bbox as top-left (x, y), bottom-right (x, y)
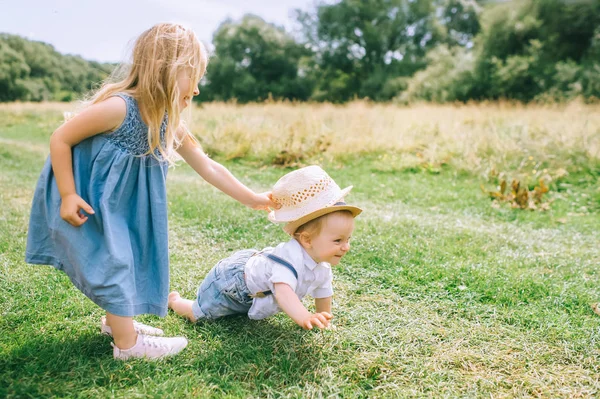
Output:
top-left (4, 100), bottom-right (597, 181)
top-left (189, 101), bottom-right (599, 182)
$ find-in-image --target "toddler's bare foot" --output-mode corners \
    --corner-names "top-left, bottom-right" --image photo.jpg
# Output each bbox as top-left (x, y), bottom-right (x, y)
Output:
top-left (168, 291), bottom-right (197, 322)
top-left (168, 291), bottom-right (181, 309)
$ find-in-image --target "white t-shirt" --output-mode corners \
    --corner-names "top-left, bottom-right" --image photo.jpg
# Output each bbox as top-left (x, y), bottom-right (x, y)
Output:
top-left (244, 238), bottom-right (333, 320)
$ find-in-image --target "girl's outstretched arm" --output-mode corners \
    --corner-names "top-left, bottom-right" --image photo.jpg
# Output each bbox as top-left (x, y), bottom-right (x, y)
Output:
top-left (176, 134), bottom-right (277, 210)
top-left (50, 96), bottom-right (127, 226)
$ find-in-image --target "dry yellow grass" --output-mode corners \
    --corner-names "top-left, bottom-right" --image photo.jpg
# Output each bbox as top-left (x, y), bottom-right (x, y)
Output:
top-left (0, 102), bottom-right (72, 112)
top-left (3, 100), bottom-right (597, 181)
top-left (190, 100), bottom-right (600, 181)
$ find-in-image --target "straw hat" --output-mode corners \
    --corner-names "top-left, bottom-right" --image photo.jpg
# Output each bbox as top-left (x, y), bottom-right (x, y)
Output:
top-left (268, 165), bottom-right (362, 235)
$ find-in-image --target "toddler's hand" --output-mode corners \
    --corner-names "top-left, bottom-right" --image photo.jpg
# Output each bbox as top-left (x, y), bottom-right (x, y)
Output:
top-left (60, 194), bottom-right (95, 227)
top-left (301, 312), bottom-right (333, 330)
top-left (250, 191), bottom-right (280, 211)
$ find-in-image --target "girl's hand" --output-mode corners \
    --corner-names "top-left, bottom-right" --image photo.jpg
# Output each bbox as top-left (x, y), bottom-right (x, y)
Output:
top-left (249, 191), bottom-right (280, 211)
top-left (301, 312), bottom-right (333, 330)
top-left (60, 194), bottom-right (95, 226)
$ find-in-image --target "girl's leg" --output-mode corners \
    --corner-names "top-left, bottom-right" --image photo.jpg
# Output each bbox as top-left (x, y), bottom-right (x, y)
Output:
top-left (105, 312), bottom-right (137, 349)
top-left (105, 313), bottom-right (188, 360)
top-left (168, 292), bottom-right (197, 322)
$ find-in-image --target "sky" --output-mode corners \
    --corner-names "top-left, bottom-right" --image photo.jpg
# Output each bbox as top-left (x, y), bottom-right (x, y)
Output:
top-left (0, 0), bottom-right (315, 63)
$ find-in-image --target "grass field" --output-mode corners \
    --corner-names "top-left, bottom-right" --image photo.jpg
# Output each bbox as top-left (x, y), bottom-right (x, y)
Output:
top-left (0, 101), bottom-right (599, 398)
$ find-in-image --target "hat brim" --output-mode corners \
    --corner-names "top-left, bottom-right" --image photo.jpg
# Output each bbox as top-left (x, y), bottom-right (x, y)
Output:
top-left (282, 204), bottom-right (362, 235)
top-left (269, 186), bottom-right (354, 223)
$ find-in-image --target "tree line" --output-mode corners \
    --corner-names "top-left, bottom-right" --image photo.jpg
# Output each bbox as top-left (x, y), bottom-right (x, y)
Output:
top-left (0, 33), bottom-right (113, 102)
top-left (1, 0), bottom-right (598, 104)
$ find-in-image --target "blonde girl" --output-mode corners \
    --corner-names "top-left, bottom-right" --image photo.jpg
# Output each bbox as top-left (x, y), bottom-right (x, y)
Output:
top-left (25, 23), bottom-right (276, 360)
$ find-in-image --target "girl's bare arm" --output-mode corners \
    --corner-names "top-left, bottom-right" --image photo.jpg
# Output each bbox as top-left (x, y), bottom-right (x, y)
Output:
top-left (176, 134), bottom-right (276, 210)
top-left (50, 97), bottom-right (126, 226)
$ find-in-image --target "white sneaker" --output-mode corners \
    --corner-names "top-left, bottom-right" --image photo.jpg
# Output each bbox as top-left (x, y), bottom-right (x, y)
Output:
top-left (112, 334), bottom-right (188, 360)
top-left (101, 316), bottom-right (164, 337)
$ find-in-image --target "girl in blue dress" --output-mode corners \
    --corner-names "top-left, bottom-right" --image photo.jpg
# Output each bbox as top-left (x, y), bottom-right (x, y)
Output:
top-left (25, 23), bottom-right (277, 360)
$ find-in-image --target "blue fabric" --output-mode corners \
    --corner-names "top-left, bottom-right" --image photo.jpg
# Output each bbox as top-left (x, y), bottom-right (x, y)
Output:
top-left (25, 93), bottom-right (170, 317)
top-left (253, 252), bottom-right (298, 297)
top-left (262, 253), bottom-right (298, 279)
top-left (192, 250), bottom-right (255, 320)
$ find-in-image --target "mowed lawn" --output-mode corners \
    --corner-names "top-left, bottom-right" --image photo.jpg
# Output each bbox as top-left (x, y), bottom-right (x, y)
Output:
top-left (0, 102), bottom-right (599, 398)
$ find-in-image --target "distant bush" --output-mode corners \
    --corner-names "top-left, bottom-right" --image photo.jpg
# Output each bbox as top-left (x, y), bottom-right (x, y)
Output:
top-left (400, 0), bottom-right (600, 104)
top-left (397, 45), bottom-right (476, 103)
top-left (0, 34), bottom-right (114, 102)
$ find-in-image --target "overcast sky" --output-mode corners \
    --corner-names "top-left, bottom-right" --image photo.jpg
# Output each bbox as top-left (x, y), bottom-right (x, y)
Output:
top-left (0, 0), bottom-right (315, 63)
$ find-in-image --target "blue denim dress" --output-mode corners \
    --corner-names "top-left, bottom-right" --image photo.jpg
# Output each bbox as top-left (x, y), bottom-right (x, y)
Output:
top-left (25, 93), bottom-right (170, 317)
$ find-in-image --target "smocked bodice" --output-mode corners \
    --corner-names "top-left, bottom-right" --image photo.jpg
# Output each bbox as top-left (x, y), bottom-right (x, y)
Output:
top-left (106, 93), bottom-right (168, 159)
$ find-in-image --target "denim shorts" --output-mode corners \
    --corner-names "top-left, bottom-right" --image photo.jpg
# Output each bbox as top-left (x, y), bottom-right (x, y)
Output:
top-left (192, 249), bottom-right (256, 320)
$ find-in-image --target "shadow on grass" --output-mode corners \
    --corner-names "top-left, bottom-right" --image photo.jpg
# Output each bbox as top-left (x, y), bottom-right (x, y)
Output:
top-left (0, 333), bottom-right (116, 397)
top-left (179, 314), bottom-right (332, 392)
top-left (1, 315), bottom-right (328, 397)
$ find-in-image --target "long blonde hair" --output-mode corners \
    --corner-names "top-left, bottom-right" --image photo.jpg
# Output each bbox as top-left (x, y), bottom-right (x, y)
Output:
top-left (87, 23), bottom-right (208, 164)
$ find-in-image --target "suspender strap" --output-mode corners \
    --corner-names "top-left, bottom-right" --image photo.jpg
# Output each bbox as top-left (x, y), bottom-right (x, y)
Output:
top-left (263, 253), bottom-right (298, 279)
top-left (250, 252), bottom-right (298, 298)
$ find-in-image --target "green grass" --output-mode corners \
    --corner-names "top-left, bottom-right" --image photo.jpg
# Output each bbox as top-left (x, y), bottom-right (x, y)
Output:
top-left (1, 108), bottom-right (599, 398)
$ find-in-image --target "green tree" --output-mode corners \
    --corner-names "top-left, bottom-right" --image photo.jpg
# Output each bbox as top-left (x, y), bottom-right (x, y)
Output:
top-left (401, 0), bottom-right (600, 103)
top-left (201, 15), bottom-right (313, 103)
top-left (398, 44), bottom-right (476, 103)
top-left (473, 0), bottom-right (600, 101)
top-left (295, 0), bottom-right (480, 102)
top-left (0, 34), bottom-right (113, 102)
top-left (0, 41), bottom-right (30, 101)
